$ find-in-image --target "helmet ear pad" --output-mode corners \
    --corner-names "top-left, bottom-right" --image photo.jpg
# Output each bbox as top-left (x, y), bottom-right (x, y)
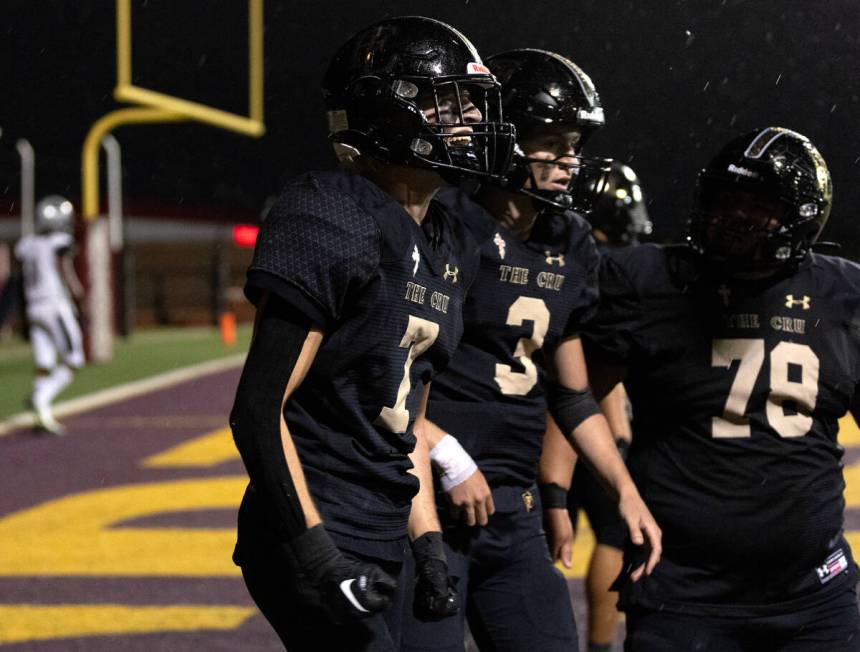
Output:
top-left (333, 77), bottom-right (414, 158)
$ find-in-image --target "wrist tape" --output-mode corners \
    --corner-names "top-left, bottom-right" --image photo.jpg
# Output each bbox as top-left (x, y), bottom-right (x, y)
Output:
top-left (429, 434), bottom-right (478, 491)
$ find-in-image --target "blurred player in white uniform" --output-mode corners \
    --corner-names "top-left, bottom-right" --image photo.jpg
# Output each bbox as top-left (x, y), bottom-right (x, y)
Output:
top-left (14, 195), bottom-right (84, 434)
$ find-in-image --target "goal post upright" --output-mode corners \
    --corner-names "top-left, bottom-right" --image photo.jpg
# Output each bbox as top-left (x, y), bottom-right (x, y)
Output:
top-left (80, 0), bottom-right (265, 362)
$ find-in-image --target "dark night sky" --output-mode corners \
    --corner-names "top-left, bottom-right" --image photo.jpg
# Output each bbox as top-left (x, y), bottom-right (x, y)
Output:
top-left (3, 1), bottom-right (859, 253)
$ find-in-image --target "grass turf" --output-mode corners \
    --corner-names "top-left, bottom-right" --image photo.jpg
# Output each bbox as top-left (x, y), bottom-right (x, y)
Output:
top-left (0, 325), bottom-right (251, 421)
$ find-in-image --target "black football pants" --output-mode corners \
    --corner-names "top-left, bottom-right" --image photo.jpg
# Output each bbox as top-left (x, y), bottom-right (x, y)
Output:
top-left (624, 585), bottom-right (860, 652)
top-left (401, 484), bottom-right (578, 651)
top-left (240, 545), bottom-right (407, 652)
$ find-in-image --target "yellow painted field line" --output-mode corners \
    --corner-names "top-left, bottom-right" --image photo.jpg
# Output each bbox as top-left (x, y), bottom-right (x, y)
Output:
top-left (0, 477), bottom-right (247, 576)
top-left (0, 604), bottom-right (254, 643)
top-left (840, 414), bottom-right (860, 446)
top-left (142, 427), bottom-right (239, 468)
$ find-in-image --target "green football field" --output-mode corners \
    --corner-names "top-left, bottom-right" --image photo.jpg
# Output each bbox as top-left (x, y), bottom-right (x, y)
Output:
top-left (0, 325), bottom-right (251, 421)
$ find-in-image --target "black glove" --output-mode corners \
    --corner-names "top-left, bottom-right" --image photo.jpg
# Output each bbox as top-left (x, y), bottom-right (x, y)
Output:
top-left (288, 524), bottom-right (397, 624)
top-left (412, 531), bottom-right (458, 622)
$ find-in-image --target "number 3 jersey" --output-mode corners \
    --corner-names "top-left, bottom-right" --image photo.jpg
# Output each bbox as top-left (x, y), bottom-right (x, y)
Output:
top-left (429, 187), bottom-right (600, 487)
top-left (583, 243), bottom-right (860, 616)
top-left (241, 170), bottom-right (477, 549)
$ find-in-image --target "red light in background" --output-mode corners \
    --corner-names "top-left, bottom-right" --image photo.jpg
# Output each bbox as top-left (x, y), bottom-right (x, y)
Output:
top-left (233, 224), bottom-right (259, 248)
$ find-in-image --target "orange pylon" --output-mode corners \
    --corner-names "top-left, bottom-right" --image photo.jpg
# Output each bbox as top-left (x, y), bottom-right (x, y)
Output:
top-left (219, 311), bottom-right (237, 346)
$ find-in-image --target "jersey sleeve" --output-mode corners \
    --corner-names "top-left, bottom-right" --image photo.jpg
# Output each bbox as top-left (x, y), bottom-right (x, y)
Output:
top-left (581, 252), bottom-right (642, 364)
top-left (561, 219), bottom-right (600, 338)
top-left (50, 232), bottom-right (75, 254)
top-left (13, 238), bottom-right (29, 261)
top-left (245, 175), bottom-right (380, 329)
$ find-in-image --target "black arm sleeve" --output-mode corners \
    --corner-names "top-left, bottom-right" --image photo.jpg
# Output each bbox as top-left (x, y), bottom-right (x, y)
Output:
top-left (547, 382), bottom-right (602, 437)
top-left (229, 293), bottom-right (313, 539)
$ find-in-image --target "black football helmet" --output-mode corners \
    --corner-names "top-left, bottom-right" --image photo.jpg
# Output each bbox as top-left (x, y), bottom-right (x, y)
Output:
top-left (589, 161), bottom-right (653, 246)
top-left (322, 16), bottom-right (515, 181)
top-left (688, 127), bottom-right (832, 272)
top-left (484, 49), bottom-right (611, 212)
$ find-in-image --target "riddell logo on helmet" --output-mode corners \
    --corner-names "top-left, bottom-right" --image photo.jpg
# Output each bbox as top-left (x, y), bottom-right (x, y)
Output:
top-left (467, 62), bottom-right (490, 75)
top-left (727, 163), bottom-right (759, 179)
top-left (577, 107), bottom-right (605, 124)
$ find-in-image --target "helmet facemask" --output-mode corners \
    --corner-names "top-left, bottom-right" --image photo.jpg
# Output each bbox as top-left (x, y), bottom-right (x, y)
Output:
top-left (504, 127), bottom-right (611, 214)
top-left (689, 177), bottom-right (823, 273)
top-left (405, 75), bottom-right (515, 181)
top-left (330, 73), bottom-right (515, 182)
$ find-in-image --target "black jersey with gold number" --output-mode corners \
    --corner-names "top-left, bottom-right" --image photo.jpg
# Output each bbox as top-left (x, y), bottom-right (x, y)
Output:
top-left (584, 243), bottom-right (860, 616)
top-left (429, 187), bottom-right (599, 487)
top-left (241, 170), bottom-right (477, 550)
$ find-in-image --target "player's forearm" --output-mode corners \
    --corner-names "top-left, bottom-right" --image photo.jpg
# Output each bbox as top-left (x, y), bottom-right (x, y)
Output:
top-left (61, 256), bottom-right (85, 301)
top-left (538, 413), bottom-right (577, 488)
top-left (587, 359), bottom-right (627, 403)
top-left (600, 383), bottom-right (632, 442)
top-left (230, 298), bottom-right (324, 535)
top-left (409, 383), bottom-right (443, 538)
top-left (278, 419), bottom-right (322, 528)
top-left (420, 416), bottom-right (449, 449)
top-left (567, 413), bottom-right (636, 504)
top-left (408, 424), bottom-right (442, 539)
top-left (231, 380), bottom-right (321, 531)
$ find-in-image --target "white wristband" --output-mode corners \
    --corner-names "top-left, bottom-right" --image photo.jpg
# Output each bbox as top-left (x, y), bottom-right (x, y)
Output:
top-left (429, 434), bottom-right (478, 492)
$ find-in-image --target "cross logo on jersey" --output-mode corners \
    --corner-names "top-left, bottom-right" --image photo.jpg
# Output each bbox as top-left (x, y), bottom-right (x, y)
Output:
top-left (412, 245), bottom-right (420, 277)
top-left (545, 252), bottom-right (565, 267)
top-left (785, 294), bottom-right (811, 310)
top-left (443, 264), bottom-right (459, 283)
top-left (493, 232), bottom-right (506, 260)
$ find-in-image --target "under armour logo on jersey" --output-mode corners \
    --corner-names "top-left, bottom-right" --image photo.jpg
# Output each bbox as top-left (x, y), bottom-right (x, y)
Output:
top-left (718, 284), bottom-right (731, 307)
top-left (411, 245), bottom-right (420, 277)
top-left (493, 232), bottom-right (506, 260)
top-left (545, 252), bottom-right (565, 267)
top-left (785, 294), bottom-right (811, 309)
top-left (443, 264), bottom-right (459, 283)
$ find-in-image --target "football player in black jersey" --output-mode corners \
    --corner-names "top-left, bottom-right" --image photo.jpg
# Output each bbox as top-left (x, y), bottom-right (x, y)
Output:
top-left (540, 161), bottom-right (652, 652)
top-left (229, 17), bottom-right (515, 651)
top-left (583, 127), bottom-right (860, 651)
top-left (400, 49), bottom-right (661, 652)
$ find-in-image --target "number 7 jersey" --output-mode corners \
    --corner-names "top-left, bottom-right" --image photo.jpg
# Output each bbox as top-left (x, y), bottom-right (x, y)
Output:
top-left (583, 243), bottom-right (860, 616)
top-left (243, 170), bottom-right (478, 548)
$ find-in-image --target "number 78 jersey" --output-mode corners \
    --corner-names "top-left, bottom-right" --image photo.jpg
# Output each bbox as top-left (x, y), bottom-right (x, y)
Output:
top-left (583, 243), bottom-right (860, 614)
